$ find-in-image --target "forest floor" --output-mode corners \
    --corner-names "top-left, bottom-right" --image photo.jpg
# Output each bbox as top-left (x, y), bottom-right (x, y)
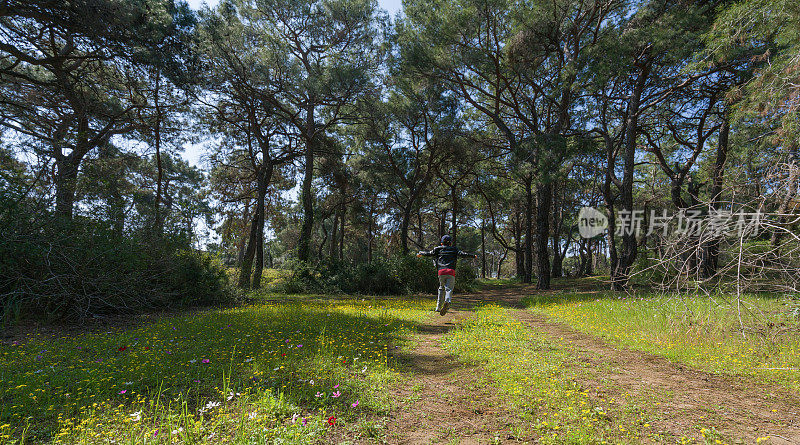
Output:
top-left (368, 282), bottom-right (800, 445)
top-left (3, 280), bottom-right (800, 444)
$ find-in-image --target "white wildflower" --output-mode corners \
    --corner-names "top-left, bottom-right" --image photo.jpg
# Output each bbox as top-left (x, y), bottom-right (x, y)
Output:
top-left (200, 400), bottom-right (220, 413)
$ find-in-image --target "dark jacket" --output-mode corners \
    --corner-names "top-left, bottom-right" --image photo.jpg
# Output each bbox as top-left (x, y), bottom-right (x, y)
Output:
top-left (419, 245), bottom-right (475, 271)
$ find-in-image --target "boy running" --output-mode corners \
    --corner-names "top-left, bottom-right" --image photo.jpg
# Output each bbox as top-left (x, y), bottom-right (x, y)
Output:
top-left (417, 235), bottom-right (477, 315)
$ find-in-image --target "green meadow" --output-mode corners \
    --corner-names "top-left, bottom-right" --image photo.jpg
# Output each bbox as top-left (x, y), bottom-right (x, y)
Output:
top-left (0, 299), bottom-right (429, 443)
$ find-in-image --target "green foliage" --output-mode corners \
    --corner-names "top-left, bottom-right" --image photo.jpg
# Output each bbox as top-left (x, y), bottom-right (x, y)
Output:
top-left (0, 210), bottom-right (233, 324)
top-left (4, 0), bottom-right (799, 304)
top-left (703, 0), bottom-right (800, 148)
top-left (271, 256), bottom-right (478, 295)
top-left (168, 250), bottom-right (232, 306)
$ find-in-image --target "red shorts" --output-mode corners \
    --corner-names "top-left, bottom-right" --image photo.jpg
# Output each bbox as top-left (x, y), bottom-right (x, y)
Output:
top-left (437, 268), bottom-right (455, 276)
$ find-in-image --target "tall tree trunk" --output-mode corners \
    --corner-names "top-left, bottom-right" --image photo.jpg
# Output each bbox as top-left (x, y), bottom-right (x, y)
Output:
top-left (329, 210), bottom-right (339, 259)
top-left (524, 177), bottom-right (534, 283)
top-left (318, 220), bottom-right (328, 260)
top-left (536, 182), bottom-right (552, 290)
top-left (251, 163), bottom-right (272, 289)
top-left (550, 180), bottom-right (563, 278)
top-left (603, 133), bottom-right (619, 285)
top-left (583, 238), bottom-right (595, 276)
top-left (236, 210), bottom-right (248, 267)
top-left (498, 248), bottom-right (507, 279)
top-left (55, 155), bottom-right (81, 219)
top-left (252, 209), bottom-right (265, 289)
top-left (706, 116), bottom-right (729, 275)
top-left (239, 163), bottom-right (271, 289)
top-left (586, 239), bottom-right (594, 276)
top-left (480, 219), bottom-right (486, 279)
top-left (578, 238), bottom-right (589, 276)
top-left (417, 208), bottom-right (424, 248)
top-left (297, 107), bottom-right (316, 263)
top-left (612, 63), bottom-right (649, 290)
top-left (551, 246), bottom-right (563, 278)
top-left (237, 204), bottom-right (251, 267)
top-left (238, 210), bottom-right (260, 289)
top-left (513, 207), bottom-right (525, 279)
top-left (400, 204), bottom-right (412, 255)
top-left (338, 198), bottom-right (345, 260)
top-left (153, 74), bottom-right (164, 234)
top-left (367, 198), bottom-right (374, 262)
top-left (450, 184), bottom-right (458, 242)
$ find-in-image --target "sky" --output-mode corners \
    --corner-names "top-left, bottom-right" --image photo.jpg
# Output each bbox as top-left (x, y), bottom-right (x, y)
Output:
top-left (186, 0), bottom-right (403, 15)
top-left (180, 0), bottom-right (403, 168)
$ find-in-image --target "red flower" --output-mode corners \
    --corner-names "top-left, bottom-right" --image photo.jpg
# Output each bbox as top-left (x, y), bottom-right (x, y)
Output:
top-left (118, 346), bottom-right (127, 352)
top-left (327, 415), bottom-right (336, 426)
top-left (281, 353), bottom-right (286, 357)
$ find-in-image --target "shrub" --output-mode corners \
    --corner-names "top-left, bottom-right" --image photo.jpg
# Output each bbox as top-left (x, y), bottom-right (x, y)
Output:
top-left (0, 210), bottom-right (233, 325)
top-left (271, 255), bottom-right (475, 296)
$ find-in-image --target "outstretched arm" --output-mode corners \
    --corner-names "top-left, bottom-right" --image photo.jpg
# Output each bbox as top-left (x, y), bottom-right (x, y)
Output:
top-left (417, 248), bottom-right (436, 257)
top-left (458, 250), bottom-right (478, 259)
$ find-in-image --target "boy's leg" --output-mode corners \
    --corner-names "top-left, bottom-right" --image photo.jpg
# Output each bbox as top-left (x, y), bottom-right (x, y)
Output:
top-left (439, 275), bottom-right (455, 315)
top-left (444, 275), bottom-right (455, 302)
top-left (437, 275), bottom-right (447, 311)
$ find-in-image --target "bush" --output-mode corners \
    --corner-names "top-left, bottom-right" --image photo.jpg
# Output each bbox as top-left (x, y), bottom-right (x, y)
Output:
top-left (0, 210), bottom-right (233, 324)
top-left (455, 260), bottom-right (478, 290)
top-left (272, 255), bottom-right (476, 296)
top-left (167, 250), bottom-right (232, 306)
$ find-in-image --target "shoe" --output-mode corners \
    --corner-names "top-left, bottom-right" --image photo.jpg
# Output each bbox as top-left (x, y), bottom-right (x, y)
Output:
top-left (439, 301), bottom-right (450, 316)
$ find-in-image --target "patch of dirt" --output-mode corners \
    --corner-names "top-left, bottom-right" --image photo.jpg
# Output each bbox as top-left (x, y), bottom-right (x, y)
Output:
top-left (382, 306), bottom-right (526, 444)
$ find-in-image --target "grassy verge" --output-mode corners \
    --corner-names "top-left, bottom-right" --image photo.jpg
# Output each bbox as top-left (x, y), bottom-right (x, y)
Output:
top-left (442, 304), bottom-right (656, 444)
top-left (0, 298), bottom-right (430, 443)
top-left (524, 292), bottom-right (800, 391)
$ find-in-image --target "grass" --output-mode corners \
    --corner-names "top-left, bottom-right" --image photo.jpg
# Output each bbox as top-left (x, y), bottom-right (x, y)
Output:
top-left (474, 277), bottom-right (522, 287)
top-left (524, 291), bottom-right (800, 391)
top-left (5, 279), bottom-right (796, 444)
top-left (442, 304), bottom-right (655, 444)
top-left (0, 297), bottom-right (431, 443)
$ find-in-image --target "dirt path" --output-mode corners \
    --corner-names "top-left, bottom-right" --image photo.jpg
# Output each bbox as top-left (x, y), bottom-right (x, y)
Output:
top-left (511, 309), bottom-right (800, 444)
top-left (384, 306), bottom-right (525, 444)
top-left (473, 285), bottom-right (800, 444)
top-left (374, 285), bottom-right (800, 444)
